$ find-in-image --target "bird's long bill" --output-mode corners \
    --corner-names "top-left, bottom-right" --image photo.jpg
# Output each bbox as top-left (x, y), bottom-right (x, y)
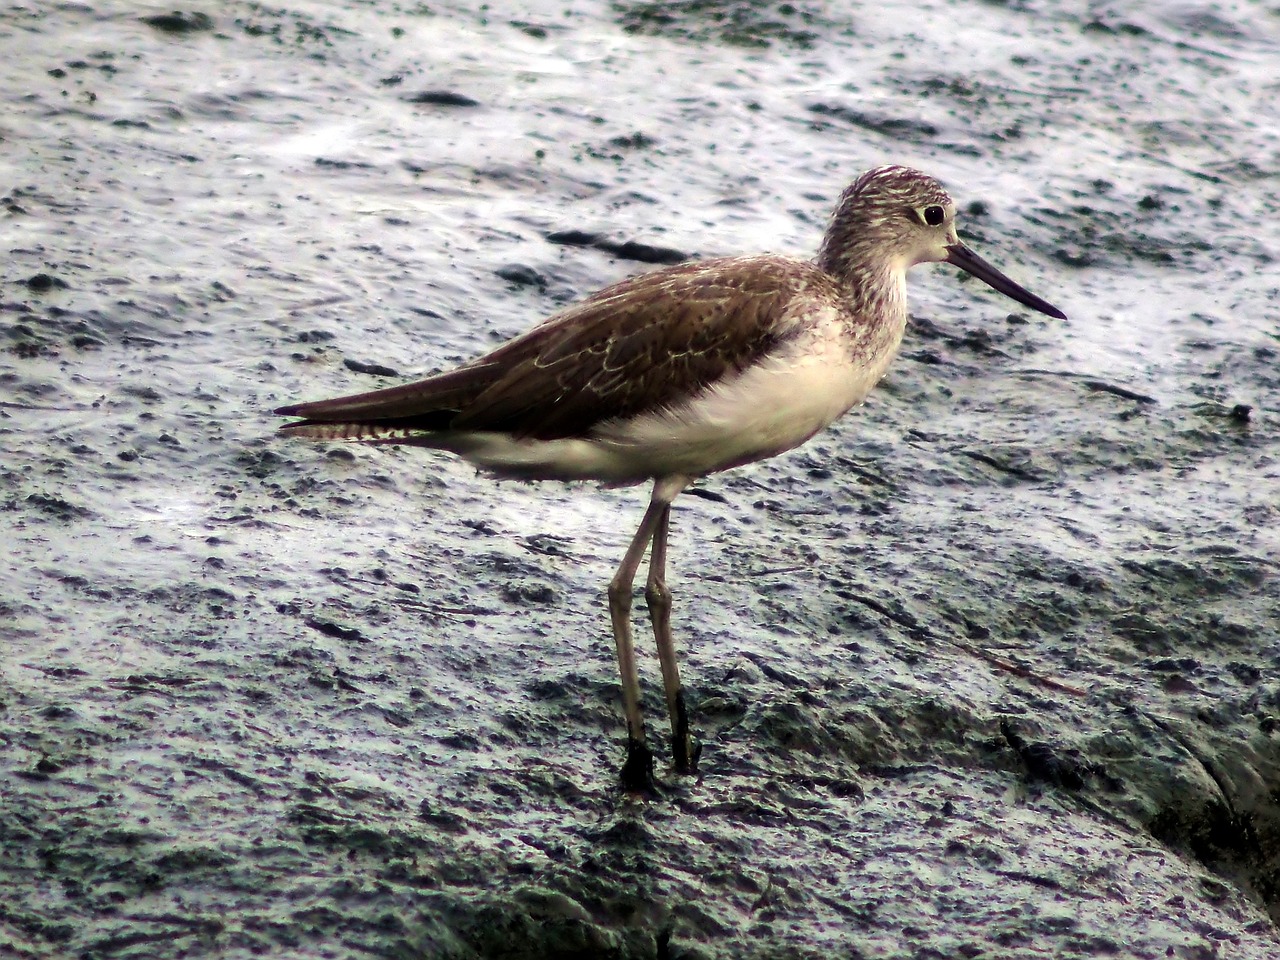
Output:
top-left (946, 243), bottom-right (1066, 320)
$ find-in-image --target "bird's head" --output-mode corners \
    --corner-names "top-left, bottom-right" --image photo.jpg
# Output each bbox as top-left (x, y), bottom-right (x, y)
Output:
top-left (819, 165), bottom-right (1065, 319)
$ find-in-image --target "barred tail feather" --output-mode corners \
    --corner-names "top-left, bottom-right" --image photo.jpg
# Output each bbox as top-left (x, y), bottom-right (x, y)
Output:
top-left (278, 421), bottom-right (437, 444)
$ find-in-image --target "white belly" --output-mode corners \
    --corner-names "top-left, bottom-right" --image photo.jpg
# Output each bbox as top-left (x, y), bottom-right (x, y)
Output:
top-left (438, 317), bottom-right (900, 485)
top-left (592, 329), bottom-right (891, 479)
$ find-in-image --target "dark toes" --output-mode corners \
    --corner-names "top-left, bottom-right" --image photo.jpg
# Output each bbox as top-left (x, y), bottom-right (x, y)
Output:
top-left (619, 738), bottom-right (658, 794)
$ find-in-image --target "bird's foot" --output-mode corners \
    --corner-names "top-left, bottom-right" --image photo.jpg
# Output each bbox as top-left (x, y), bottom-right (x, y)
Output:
top-left (671, 690), bottom-right (701, 775)
top-left (672, 732), bottom-right (701, 775)
top-left (619, 737), bottom-right (658, 795)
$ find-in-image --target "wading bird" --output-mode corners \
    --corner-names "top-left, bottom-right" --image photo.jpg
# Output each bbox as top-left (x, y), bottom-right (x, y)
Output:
top-left (276, 165), bottom-right (1065, 790)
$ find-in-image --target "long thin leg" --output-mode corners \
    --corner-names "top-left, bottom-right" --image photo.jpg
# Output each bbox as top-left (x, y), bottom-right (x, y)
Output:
top-left (608, 495), bottom-right (670, 790)
top-left (645, 504), bottom-right (699, 774)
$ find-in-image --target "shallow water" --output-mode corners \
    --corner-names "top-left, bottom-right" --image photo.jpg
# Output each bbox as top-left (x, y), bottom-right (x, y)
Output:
top-left (2, 1), bottom-right (1278, 958)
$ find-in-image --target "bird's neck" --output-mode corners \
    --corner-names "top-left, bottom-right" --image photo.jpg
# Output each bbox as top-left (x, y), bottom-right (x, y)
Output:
top-left (819, 225), bottom-right (905, 298)
top-left (819, 245), bottom-right (909, 342)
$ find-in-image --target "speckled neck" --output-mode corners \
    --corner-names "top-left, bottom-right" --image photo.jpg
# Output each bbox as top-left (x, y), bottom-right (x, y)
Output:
top-left (815, 169), bottom-right (919, 345)
top-left (818, 234), bottom-right (909, 354)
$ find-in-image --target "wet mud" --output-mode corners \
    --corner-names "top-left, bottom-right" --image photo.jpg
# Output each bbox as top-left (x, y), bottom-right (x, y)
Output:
top-left (2, 2), bottom-right (1278, 958)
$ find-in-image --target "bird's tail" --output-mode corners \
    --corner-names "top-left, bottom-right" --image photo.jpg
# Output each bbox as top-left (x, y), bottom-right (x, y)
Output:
top-left (276, 420), bottom-right (436, 443)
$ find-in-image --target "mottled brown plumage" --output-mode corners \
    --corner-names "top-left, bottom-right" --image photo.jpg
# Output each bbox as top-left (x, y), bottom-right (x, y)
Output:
top-left (280, 256), bottom-right (835, 445)
top-left (276, 165), bottom-right (1065, 790)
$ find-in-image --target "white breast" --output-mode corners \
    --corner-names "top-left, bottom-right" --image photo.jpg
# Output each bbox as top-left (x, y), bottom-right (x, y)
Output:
top-left (433, 299), bottom-right (907, 485)
top-left (590, 301), bottom-right (904, 481)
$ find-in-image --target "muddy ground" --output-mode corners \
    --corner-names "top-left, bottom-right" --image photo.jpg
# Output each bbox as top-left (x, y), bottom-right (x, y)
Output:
top-left (2, 2), bottom-right (1278, 958)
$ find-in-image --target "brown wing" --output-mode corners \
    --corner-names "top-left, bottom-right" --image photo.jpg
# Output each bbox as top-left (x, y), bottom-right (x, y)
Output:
top-left (277, 255), bottom-right (827, 441)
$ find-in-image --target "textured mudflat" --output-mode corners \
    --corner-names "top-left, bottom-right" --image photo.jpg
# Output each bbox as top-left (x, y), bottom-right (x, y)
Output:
top-left (2, 3), bottom-right (1277, 958)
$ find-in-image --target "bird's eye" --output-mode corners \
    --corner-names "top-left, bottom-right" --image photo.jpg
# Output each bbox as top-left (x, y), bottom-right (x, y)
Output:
top-left (921, 205), bottom-right (946, 226)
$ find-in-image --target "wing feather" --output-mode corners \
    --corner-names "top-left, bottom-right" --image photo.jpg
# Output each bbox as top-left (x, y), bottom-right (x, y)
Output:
top-left (277, 255), bottom-right (834, 441)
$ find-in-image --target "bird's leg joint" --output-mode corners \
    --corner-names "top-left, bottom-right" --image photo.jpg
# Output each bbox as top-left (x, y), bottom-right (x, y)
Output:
top-left (607, 577), bottom-right (634, 613)
top-left (643, 579), bottom-right (672, 614)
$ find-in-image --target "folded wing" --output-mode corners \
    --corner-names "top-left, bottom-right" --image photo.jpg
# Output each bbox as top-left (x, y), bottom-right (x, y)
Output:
top-left (276, 255), bottom-right (825, 442)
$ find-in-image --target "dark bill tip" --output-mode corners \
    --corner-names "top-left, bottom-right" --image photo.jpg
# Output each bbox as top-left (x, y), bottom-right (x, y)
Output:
top-left (945, 243), bottom-right (1066, 320)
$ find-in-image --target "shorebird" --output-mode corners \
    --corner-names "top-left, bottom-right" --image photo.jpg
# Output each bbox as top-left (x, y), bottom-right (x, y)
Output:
top-left (276, 165), bottom-right (1065, 790)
